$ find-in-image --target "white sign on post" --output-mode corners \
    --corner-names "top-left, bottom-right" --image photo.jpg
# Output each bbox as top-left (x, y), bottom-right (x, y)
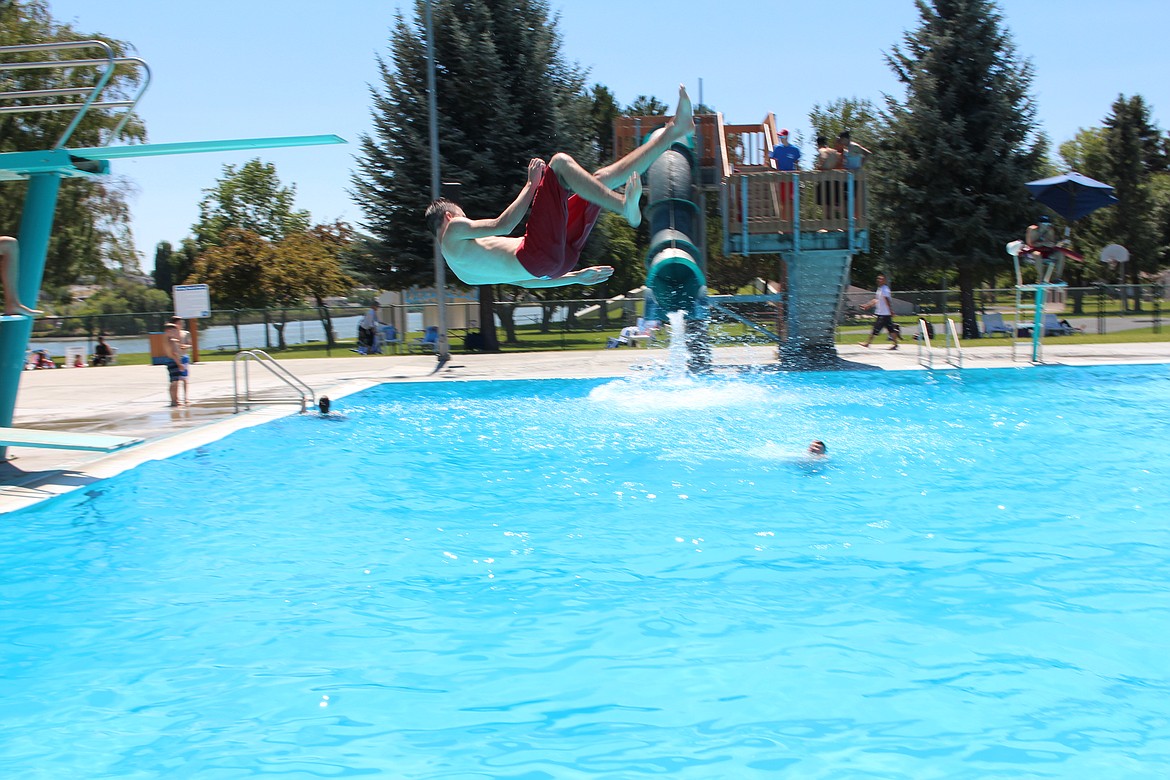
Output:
top-left (172, 284), bottom-right (211, 319)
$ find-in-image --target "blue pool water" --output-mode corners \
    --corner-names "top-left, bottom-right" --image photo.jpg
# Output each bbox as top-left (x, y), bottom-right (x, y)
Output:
top-left (3, 364), bottom-right (1170, 778)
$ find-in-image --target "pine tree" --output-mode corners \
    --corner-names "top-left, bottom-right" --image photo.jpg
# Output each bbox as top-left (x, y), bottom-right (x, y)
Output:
top-left (877, 0), bottom-right (1045, 338)
top-left (1102, 96), bottom-right (1161, 302)
top-left (351, 0), bottom-right (592, 350)
top-left (1059, 96), bottom-right (1166, 295)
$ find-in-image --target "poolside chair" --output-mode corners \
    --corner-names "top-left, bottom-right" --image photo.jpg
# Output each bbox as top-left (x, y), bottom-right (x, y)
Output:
top-left (379, 324), bottom-right (401, 354)
top-left (627, 318), bottom-right (661, 347)
top-left (1042, 314), bottom-right (1080, 336)
top-left (409, 326), bottom-right (440, 354)
top-left (981, 312), bottom-right (1013, 337)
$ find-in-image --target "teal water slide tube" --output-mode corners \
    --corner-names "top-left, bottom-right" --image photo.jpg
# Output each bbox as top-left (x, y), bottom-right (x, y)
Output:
top-left (642, 141), bottom-right (711, 368)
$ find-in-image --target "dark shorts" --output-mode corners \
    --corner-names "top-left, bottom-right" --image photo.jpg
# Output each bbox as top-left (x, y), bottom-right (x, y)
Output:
top-left (871, 314), bottom-right (899, 336)
top-left (165, 359), bottom-right (183, 382)
top-left (515, 167), bottom-right (602, 279)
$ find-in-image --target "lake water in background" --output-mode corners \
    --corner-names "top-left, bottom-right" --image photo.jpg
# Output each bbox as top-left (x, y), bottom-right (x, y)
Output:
top-left (28, 304), bottom-right (565, 357)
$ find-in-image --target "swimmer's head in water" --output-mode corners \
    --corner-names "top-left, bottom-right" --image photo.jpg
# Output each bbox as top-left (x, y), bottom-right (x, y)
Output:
top-left (425, 198), bottom-right (463, 235)
top-left (809, 440), bottom-right (827, 455)
top-left (318, 396), bottom-right (331, 415)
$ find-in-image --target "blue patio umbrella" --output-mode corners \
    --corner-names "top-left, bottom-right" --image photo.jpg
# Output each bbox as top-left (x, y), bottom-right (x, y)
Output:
top-left (1025, 171), bottom-right (1118, 221)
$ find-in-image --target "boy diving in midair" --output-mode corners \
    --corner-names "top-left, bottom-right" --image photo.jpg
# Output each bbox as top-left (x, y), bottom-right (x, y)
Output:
top-left (425, 85), bottom-right (695, 289)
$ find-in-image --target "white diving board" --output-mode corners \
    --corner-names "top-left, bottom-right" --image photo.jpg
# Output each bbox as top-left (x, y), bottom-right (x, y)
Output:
top-left (0, 427), bottom-right (141, 452)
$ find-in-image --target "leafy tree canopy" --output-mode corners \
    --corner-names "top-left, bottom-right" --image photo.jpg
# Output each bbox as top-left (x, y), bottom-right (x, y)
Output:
top-left (193, 159), bottom-right (310, 250)
top-left (0, 0), bottom-right (147, 285)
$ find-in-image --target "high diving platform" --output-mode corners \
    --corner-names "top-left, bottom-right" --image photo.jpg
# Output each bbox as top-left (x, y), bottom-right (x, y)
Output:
top-left (0, 40), bottom-right (345, 459)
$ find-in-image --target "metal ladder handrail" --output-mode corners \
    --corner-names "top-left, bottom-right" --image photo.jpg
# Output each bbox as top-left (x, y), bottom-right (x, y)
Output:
top-left (0, 40), bottom-right (152, 148)
top-left (944, 317), bottom-right (964, 369)
top-left (916, 318), bottom-right (933, 369)
top-left (232, 350), bottom-right (314, 413)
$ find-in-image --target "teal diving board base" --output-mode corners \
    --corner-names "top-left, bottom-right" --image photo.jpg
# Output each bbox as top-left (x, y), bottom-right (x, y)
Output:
top-left (0, 427), bottom-right (142, 452)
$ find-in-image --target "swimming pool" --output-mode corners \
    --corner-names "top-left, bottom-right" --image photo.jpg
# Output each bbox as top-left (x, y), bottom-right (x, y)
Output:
top-left (3, 364), bottom-right (1169, 777)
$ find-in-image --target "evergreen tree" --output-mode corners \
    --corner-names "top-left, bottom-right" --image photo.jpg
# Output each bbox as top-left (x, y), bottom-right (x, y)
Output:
top-left (351, 0), bottom-right (592, 351)
top-left (590, 84), bottom-right (622, 165)
top-left (153, 241), bottom-right (175, 293)
top-left (1102, 95), bottom-right (1161, 298)
top-left (1059, 97), bottom-right (1166, 292)
top-left (877, 0), bottom-right (1045, 338)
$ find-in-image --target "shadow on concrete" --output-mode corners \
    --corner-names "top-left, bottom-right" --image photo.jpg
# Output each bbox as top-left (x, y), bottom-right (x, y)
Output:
top-left (0, 462), bottom-right (102, 496)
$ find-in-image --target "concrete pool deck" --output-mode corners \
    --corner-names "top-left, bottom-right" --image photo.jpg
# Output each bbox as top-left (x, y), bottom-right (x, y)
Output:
top-left (3, 340), bottom-right (1168, 512)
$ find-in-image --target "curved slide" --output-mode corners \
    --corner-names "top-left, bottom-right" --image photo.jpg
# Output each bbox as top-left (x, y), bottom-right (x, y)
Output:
top-left (642, 141), bottom-right (711, 370)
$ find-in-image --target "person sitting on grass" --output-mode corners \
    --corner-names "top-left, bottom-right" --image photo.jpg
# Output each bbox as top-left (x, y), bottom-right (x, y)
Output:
top-left (426, 85), bottom-right (695, 290)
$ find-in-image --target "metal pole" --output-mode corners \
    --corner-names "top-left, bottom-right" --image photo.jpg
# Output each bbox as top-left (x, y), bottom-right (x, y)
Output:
top-left (425, 0), bottom-right (450, 362)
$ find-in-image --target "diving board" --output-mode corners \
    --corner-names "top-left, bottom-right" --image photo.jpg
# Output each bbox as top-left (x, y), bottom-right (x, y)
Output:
top-left (0, 427), bottom-right (141, 452)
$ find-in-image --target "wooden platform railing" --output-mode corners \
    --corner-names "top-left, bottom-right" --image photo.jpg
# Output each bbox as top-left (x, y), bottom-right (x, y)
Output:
top-left (726, 170), bottom-right (869, 234)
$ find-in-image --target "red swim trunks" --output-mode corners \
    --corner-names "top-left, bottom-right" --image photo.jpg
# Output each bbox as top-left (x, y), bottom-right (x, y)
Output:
top-left (515, 166), bottom-right (602, 279)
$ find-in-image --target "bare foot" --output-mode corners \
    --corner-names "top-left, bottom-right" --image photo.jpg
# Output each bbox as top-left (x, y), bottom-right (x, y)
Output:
top-left (5, 303), bottom-right (43, 316)
top-left (623, 172), bottom-right (643, 227)
top-left (668, 84), bottom-right (695, 140)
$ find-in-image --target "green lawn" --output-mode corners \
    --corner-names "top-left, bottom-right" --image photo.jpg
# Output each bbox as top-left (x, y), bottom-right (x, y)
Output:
top-left (34, 321), bottom-right (1170, 366)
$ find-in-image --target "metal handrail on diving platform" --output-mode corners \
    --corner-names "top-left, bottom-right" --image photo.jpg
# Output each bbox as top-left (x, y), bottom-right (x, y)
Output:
top-left (0, 40), bottom-right (151, 149)
top-left (232, 350), bottom-right (314, 414)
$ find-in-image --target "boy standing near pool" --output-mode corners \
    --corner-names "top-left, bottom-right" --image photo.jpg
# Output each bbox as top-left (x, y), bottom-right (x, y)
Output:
top-left (163, 323), bottom-right (187, 406)
top-left (426, 85), bottom-right (695, 289)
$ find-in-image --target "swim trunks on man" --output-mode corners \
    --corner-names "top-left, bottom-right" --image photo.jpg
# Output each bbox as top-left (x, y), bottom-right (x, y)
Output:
top-left (515, 167), bottom-right (603, 279)
top-left (166, 359), bottom-right (183, 382)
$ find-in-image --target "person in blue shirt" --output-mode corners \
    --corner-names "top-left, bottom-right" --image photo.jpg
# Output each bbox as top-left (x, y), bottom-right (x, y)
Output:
top-left (769, 128), bottom-right (801, 171)
top-left (769, 129), bottom-right (801, 223)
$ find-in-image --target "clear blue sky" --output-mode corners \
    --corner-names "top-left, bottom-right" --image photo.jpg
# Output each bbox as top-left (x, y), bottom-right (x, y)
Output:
top-left (42, 0), bottom-right (1170, 266)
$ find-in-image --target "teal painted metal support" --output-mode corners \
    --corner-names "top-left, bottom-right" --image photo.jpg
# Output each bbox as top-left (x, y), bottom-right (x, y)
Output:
top-left (1032, 285), bottom-right (1045, 363)
top-left (792, 172), bottom-right (801, 254)
top-left (1, 172), bottom-right (61, 448)
top-left (739, 175), bottom-right (748, 253)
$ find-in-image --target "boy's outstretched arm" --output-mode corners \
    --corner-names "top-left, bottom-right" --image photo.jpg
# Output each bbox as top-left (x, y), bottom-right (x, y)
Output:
top-left (444, 159), bottom-right (546, 240)
top-left (516, 265), bottom-right (614, 289)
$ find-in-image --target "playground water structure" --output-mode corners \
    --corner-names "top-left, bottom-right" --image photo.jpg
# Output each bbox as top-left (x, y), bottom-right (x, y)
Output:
top-left (622, 110), bottom-right (869, 372)
top-left (3, 362), bottom-right (1170, 776)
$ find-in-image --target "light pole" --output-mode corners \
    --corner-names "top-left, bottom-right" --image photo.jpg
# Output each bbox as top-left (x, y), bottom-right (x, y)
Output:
top-left (424, 0), bottom-right (450, 363)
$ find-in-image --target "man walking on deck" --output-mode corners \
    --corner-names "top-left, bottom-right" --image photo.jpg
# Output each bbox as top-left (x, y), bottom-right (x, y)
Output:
top-left (860, 274), bottom-right (901, 350)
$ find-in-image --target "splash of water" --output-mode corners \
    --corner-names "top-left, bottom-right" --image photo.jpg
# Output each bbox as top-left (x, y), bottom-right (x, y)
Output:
top-left (665, 310), bottom-right (688, 377)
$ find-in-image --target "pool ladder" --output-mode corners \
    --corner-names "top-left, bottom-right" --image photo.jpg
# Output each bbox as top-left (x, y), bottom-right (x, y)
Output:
top-left (232, 350), bottom-right (314, 413)
top-left (916, 318), bottom-right (963, 370)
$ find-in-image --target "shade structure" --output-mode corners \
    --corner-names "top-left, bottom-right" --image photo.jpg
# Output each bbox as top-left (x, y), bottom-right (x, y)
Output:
top-left (1025, 171), bottom-right (1118, 221)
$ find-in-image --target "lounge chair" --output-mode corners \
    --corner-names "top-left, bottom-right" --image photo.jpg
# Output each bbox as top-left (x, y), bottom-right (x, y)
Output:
top-left (1043, 314), bottom-right (1080, 336)
top-left (379, 324), bottom-right (401, 354)
top-left (981, 312), bottom-right (1013, 337)
top-left (409, 326), bottom-right (440, 353)
top-left (627, 318), bottom-right (660, 347)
